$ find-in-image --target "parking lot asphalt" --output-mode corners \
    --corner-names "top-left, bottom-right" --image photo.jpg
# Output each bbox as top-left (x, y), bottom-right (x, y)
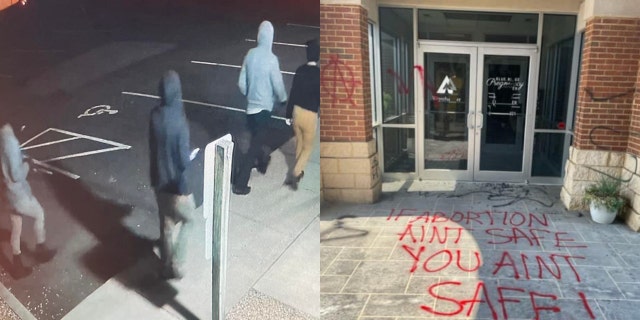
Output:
top-left (0, 0), bottom-right (320, 318)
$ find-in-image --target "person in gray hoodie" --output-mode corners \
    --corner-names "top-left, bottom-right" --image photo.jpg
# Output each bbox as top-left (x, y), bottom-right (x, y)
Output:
top-left (149, 70), bottom-right (195, 280)
top-left (0, 124), bottom-right (55, 278)
top-left (234, 20), bottom-right (288, 195)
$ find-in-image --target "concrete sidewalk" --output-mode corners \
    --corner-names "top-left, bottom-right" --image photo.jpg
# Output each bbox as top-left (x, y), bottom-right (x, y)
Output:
top-left (321, 181), bottom-right (640, 320)
top-left (38, 132), bottom-right (320, 319)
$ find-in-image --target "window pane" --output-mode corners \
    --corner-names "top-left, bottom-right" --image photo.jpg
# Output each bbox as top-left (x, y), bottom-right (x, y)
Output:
top-left (380, 7), bottom-right (414, 124)
top-left (418, 10), bottom-right (538, 43)
top-left (480, 55), bottom-right (529, 172)
top-left (532, 132), bottom-right (566, 177)
top-left (383, 127), bottom-right (415, 172)
top-left (424, 52), bottom-right (470, 170)
top-left (536, 14), bottom-right (577, 129)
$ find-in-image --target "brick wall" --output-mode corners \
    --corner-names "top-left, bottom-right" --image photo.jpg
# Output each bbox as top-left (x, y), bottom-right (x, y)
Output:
top-left (629, 40), bottom-right (640, 155)
top-left (320, 4), bottom-right (372, 143)
top-left (320, 4), bottom-right (381, 203)
top-left (573, 18), bottom-right (640, 152)
top-left (563, 17), bottom-right (640, 230)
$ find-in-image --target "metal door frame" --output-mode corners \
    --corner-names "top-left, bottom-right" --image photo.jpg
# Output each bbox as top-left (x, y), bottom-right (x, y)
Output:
top-left (416, 43), bottom-right (477, 180)
top-left (416, 41), bottom-right (539, 182)
top-left (474, 46), bottom-right (538, 182)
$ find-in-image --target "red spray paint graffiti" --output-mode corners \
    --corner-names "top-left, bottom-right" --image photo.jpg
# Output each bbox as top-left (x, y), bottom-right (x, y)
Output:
top-left (386, 65), bottom-right (441, 109)
top-left (419, 281), bottom-right (594, 320)
top-left (321, 54), bottom-right (361, 107)
top-left (319, 55), bottom-right (442, 112)
top-left (387, 208), bottom-right (596, 320)
top-left (385, 68), bottom-right (410, 94)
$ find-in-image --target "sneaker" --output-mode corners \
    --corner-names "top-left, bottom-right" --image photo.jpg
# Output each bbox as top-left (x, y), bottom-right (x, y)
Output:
top-left (284, 174), bottom-right (298, 191)
top-left (232, 185), bottom-right (251, 195)
top-left (284, 171), bottom-right (304, 191)
top-left (12, 254), bottom-right (32, 279)
top-left (34, 244), bottom-right (56, 263)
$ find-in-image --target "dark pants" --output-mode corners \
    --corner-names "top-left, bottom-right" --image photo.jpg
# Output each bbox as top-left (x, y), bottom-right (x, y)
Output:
top-left (234, 110), bottom-right (272, 188)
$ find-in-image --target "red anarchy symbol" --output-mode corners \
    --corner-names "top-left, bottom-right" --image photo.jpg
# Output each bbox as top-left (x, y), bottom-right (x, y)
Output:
top-left (322, 54), bottom-right (361, 107)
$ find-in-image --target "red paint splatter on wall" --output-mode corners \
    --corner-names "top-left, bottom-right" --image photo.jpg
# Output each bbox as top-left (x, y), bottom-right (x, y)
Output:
top-left (321, 54), bottom-right (361, 107)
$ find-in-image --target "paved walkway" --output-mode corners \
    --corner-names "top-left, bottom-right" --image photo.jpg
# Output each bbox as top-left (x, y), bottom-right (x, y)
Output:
top-left (320, 182), bottom-right (640, 320)
top-left (62, 133), bottom-right (320, 320)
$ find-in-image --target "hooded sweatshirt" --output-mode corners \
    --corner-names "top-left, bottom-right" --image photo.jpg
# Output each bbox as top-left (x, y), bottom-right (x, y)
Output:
top-left (0, 124), bottom-right (33, 211)
top-left (286, 38), bottom-right (320, 119)
top-left (149, 70), bottom-right (191, 195)
top-left (238, 20), bottom-right (288, 114)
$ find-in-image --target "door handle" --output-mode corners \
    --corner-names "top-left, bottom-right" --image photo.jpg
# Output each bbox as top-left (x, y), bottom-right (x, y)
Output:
top-left (476, 112), bottom-right (483, 130)
top-left (467, 111), bottom-right (475, 129)
top-left (487, 111), bottom-right (519, 117)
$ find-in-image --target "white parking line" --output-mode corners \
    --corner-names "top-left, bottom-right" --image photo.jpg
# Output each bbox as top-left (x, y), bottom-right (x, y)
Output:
top-left (122, 91), bottom-right (244, 113)
top-left (48, 128), bottom-right (131, 149)
top-left (120, 92), bottom-right (159, 100)
top-left (21, 128), bottom-right (132, 179)
top-left (190, 60), bottom-right (295, 75)
top-left (244, 38), bottom-right (307, 48)
top-left (192, 61), bottom-right (240, 69)
top-left (42, 146), bottom-right (127, 163)
top-left (286, 23), bottom-right (320, 29)
top-left (21, 128), bottom-right (52, 148)
top-left (22, 136), bottom-right (81, 150)
top-left (32, 159), bottom-right (80, 180)
top-left (121, 91), bottom-right (287, 121)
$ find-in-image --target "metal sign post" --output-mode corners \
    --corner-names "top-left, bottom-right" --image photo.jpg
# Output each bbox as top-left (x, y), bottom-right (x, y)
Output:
top-left (203, 134), bottom-right (233, 320)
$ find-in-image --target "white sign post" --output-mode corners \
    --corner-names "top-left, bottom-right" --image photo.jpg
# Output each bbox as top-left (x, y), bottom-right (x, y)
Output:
top-left (203, 133), bottom-right (233, 320)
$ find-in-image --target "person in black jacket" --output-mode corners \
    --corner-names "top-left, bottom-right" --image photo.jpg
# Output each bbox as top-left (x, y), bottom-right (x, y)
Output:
top-left (149, 70), bottom-right (195, 280)
top-left (285, 38), bottom-right (320, 190)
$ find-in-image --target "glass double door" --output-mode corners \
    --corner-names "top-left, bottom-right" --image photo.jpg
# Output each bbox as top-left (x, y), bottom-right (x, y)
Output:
top-left (417, 43), bottom-right (537, 182)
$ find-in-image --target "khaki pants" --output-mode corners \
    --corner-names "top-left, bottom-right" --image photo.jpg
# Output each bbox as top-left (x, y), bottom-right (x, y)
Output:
top-left (293, 105), bottom-right (318, 176)
top-left (155, 192), bottom-right (195, 271)
top-left (8, 195), bottom-right (46, 255)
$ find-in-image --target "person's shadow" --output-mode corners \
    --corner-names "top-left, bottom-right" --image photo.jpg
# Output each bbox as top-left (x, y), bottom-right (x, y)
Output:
top-left (48, 171), bottom-right (200, 319)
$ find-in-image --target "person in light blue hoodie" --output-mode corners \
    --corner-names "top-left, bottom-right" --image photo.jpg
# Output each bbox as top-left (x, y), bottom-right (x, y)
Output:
top-left (0, 124), bottom-right (56, 278)
top-left (234, 20), bottom-right (288, 195)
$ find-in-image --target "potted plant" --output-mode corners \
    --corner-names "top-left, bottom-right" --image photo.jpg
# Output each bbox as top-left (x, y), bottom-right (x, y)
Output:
top-left (583, 178), bottom-right (626, 224)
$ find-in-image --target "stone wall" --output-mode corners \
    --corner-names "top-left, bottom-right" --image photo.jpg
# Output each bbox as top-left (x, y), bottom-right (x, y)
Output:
top-left (561, 147), bottom-right (640, 231)
top-left (321, 140), bottom-right (381, 203)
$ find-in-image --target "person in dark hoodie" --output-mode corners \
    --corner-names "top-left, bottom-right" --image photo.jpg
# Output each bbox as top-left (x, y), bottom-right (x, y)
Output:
top-left (284, 38), bottom-right (320, 190)
top-left (234, 20), bottom-right (288, 195)
top-left (149, 70), bottom-right (195, 280)
top-left (0, 123), bottom-right (55, 278)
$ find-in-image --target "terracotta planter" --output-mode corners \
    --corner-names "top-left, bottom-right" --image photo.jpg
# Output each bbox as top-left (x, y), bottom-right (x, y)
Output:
top-left (589, 201), bottom-right (617, 224)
